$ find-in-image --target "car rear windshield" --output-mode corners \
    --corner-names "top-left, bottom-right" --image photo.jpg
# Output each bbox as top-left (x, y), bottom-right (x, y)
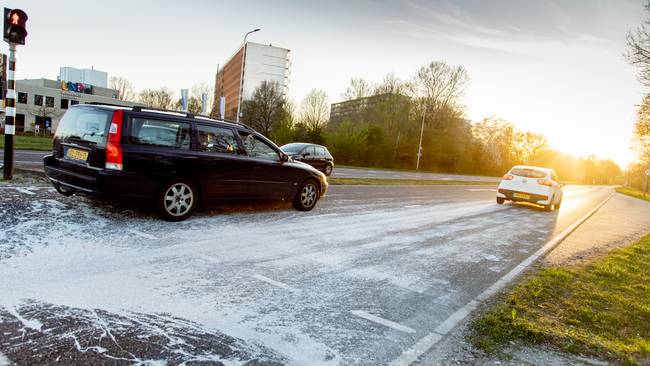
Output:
top-left (55, 107), bottom-right (112, 147)
top-left (509, 168), bottom-right (547, 178)
top-left (281, 143), bottom-right (307, 153)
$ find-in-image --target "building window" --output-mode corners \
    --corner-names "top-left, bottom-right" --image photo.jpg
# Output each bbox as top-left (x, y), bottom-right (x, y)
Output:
top-left (70, 100), bottom-right (79, 106)
top-left (61, 98), bottom-right (69, 109)
top-left (46, 96), bottom-right (55, 108)
top-left (34, 94), bottom-right (43, 106)
top-left (17, 92), bottom-right (27, 104)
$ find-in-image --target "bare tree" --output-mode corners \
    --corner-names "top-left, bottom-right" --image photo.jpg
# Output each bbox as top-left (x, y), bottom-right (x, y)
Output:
top-left (373, 73), bottom-right (405, 95)
top-left (300, 89), bottom-right (329, 131)
top-left (633, 94), bottom-right (650, 164)
top-left (342, 78), bottom-right (372, 100)
top-left (241, 81), bottom-right (285, 136)
top-left (138, 88), bottom-right (175, 109)
top-left (627, 4), bottom-right (650, 87)
top-left (410, 61), bottom-right (469, 111)
top-left (29, 103), bottom-right (58, 134)
top-left (109, 76), bottom-right (135, 101)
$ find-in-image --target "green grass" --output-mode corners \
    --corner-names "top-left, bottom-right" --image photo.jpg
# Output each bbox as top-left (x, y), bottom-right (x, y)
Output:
top-left (336, 164), bottom-right (499, 178)
top-left (471, 234), bottom-right (650, 365)
top-left (616, 186), bottom-right (650, 203)
top-left (328, 177), bottom-right (498, 186)
top-left (0, 134), bottom-right (52, 151)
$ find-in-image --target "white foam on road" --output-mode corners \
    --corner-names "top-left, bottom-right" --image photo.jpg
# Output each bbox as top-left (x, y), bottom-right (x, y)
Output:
top-left (0, 351), bottom-right (11, 366)
top-left (128, 229), bottom-right (157, 240)
top-left (351, 310), bottom-right (416, 334)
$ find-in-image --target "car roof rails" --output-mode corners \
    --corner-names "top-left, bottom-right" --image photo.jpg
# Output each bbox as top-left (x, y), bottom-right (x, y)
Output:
top-left (86, 102), bottom-right (132, 108)
top-left (131, 106), bottom-right (257, 132)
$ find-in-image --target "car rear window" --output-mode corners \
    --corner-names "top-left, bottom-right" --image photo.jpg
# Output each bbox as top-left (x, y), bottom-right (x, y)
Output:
top-left (282, 143), bottom-right (306, 153)
top-left (54, 107), bottom-right (112, 147)
top-left (510, 168), bottom-right (547, 178)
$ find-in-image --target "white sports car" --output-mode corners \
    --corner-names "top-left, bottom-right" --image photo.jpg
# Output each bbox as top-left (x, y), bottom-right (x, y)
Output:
top-left (496, 165), bottom-right (564, 211)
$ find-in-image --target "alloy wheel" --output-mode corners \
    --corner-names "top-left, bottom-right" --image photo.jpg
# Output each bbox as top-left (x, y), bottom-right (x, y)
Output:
top-left (164, 183), bottom-right (194, 217)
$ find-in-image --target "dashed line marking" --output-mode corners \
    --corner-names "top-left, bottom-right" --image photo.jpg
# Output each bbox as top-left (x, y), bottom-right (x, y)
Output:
top-left (351, 310), bottom-right (416, 334)
top-left (404, 205), bottom-right (422, 208)
top-left (465, 188), bottom-right (497, 192)
top-left (128, 229), bottom-right (157, 240)
top-left (252, 274), bottom-right (298, 292)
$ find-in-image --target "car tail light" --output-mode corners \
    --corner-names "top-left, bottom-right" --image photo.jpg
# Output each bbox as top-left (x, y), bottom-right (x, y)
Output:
top-left (537, 179), bottom-right (552, 186)
top-left (502, 174), bottom-right (514, 180)
top-left (106, 110), bottom-right (123, 170)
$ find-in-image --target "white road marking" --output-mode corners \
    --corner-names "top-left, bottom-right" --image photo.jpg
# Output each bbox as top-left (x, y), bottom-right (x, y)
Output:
top-left (404, 205), bottom-right (422, 208)
top-left (351, 310), bottom-right (416, 334)
top-left (128, 229), bottom-right (157, 240)
top-left (252, 274), bottom-right (298, 292)
top-left (14, 188), bottom-right (35, 195)
top-left (389, 191), bottom-right (614, 366)
top-left (465, 188), bottom-right (497, 192)
top-left (0, 350), bottom-right (10, 366)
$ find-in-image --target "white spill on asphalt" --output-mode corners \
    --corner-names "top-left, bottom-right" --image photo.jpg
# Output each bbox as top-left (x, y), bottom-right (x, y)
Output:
top-left (0, 185), bottom-right (612, 365)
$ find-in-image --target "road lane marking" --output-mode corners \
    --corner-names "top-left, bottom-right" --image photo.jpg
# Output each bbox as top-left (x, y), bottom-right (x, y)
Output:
top-left (389, 191), bottom-right (614, 366)
top-left (252, 274), bottom-right (298, 292)
top-left (404, 205), bottom-right (422, 208)
top-left (465, 188), bottom-right (497, 192)
top-left (351, 310), bottom-right (416, 334)
top-left (128, 229), bottom-right (157, 240)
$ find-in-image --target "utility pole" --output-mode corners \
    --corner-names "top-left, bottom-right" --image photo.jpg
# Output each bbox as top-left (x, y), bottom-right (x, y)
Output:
top-left (235, 28), bottom-right (260, 122)
top-left (416, 104), bottom-right (426, 170)
top-left (3, 8), bottom-right (28, 180)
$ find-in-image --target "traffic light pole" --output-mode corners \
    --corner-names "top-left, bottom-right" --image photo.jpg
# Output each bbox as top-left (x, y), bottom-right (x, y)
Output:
top-left (3, 43), bottom-right (16, 180)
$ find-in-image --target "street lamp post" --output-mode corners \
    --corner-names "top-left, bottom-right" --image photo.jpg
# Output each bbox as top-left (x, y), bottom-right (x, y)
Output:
top-left (416, 103), bottom-right (427, 170)
top-left (235, 28), bottom-right (260, 122)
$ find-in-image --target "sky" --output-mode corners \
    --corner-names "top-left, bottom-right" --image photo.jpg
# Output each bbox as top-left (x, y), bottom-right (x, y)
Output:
top-left (2, 0), bottom-right (646, 166)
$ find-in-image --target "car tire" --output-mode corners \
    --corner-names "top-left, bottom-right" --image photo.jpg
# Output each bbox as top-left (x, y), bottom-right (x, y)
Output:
top-left (157, 178), bottom-right (197, 221)
top-left (496, 197), bottom-right (505, 204)
top-left (54, 182), bottom-right (75, 197)
top-left (555, 199), bottom-right (562, 210)
top-left (543, 195), bottom-right (555, 212)
top-left (324, 164), bottom-right (333, 176)
top-left (293, 179), bottom-right (320, 211)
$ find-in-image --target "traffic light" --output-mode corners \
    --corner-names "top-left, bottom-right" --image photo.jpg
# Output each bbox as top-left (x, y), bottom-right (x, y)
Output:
top-left (3, 8), bottom-right (28, 45)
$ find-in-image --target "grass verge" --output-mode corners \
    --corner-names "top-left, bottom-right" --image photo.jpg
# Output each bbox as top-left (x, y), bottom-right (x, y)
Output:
top-left (471, 233), bottom-right (650, 365)
top-left (328, 177), bottom-right (497, 186)
top-left (616, 186), bottom-right (650, 203)
top-left (0, 134), bottom-right (52, 151)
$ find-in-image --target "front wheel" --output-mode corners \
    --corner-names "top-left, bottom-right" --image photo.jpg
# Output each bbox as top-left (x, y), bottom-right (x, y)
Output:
top-left (157, 178), bottom-right (197, 221)
top-left (324, 164), bottom-right (333, 176)
top-left (293, 179), bottom-right (320, 211)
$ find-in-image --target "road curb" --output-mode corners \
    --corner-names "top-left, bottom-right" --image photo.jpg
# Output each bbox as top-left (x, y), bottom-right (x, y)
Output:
top-left (389, 191), bottom-right (615, 366)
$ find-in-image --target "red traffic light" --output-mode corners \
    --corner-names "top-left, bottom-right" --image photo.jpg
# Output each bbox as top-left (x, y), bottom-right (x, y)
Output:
top-left (3, 8), bottom-right (28, 45)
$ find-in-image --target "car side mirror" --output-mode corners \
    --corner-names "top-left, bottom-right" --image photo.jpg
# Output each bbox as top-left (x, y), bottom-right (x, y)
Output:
top-left (281, 154), bottom-right (289, 163)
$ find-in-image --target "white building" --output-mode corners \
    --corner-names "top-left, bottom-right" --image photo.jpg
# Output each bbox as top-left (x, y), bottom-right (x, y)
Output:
top-left (1, 67), bottom-right (142, 133)
top-left (214, 42), bottom-right (291, 120)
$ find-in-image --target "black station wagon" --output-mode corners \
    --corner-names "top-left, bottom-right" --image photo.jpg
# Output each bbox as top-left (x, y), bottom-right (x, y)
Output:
top-left (43, 104), bottom-right (328, 221)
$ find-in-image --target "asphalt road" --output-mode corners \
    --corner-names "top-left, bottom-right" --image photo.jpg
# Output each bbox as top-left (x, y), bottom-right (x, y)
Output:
top-left (0, 150), bottom-right (498, 182)
top-left (0, 182), bottom-right (612, 365)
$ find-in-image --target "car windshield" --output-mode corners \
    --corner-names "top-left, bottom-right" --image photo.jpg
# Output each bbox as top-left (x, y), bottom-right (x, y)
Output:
top-left (510, 168), bottom-right (547, 178)
top-left (281, 143), bottom-right (307, 154)
top-left (54, 107), bottom-right (112, 147)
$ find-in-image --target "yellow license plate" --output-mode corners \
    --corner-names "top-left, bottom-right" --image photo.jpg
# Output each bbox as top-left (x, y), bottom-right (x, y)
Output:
top-left (513, 193), bottom-right (531, 199)
top-left (67, 148), bottom-right (89, 161)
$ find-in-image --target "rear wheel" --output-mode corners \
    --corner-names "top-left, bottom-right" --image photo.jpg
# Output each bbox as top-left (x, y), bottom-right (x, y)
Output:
top-left (496, 197), bottom-right (505, 204)
top-left (324, 164), bottom-right (333, 176)
top-left (543, 195), bottom-right (555, 212)
top-left (157, 178), bottom-right (197, 221)
top-left (293, 179), bottom-right (320, 211)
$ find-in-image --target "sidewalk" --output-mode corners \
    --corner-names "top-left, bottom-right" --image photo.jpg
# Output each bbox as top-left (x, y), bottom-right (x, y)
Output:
top-left (417, 192), bottom-right (650, 366)
top-left (544, 192), bottom-right (650, 266)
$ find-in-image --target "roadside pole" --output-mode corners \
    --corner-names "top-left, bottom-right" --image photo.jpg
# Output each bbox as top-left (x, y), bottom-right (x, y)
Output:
top-left (2, 43), bottom-right (16, 180)
top-left (416, 105), bottom-right (426, 170)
